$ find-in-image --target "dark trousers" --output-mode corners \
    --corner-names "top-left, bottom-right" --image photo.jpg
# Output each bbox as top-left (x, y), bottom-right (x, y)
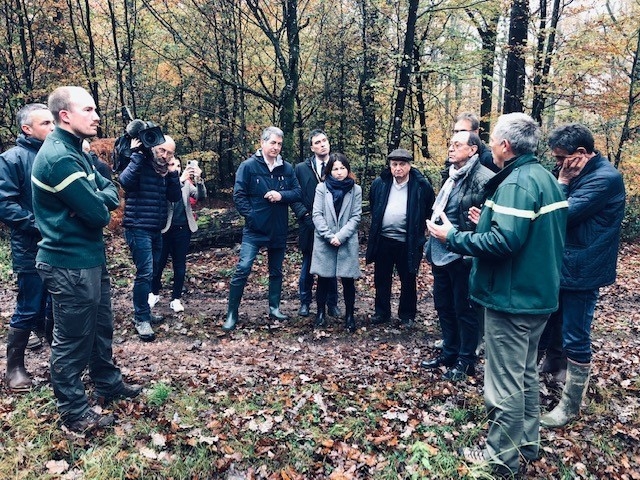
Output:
top-left (10, 271), bottom-right (49, 331)
top-left (125, 228), bottom-right (162, 323)
top-left (317, 276), bottom-right (354, 310)
top-left (373, 236), bottom-right (417, 320)
top-left (36, 262), bottom-right (122, 421)
top-left (432, 259), bottom-right (480, 365)
top-left (299, 251), bottom-right (338, 308)
top-left (151, 225), bottom-right (191, 300)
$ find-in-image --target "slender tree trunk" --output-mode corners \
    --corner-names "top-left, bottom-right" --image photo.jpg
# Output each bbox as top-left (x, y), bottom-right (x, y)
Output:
top-left (412, 45), bottom-right (430, 159)
top-left (531, 0), bottom-right (560, 124)
top-left (388, 0), bottom-right (419, 151)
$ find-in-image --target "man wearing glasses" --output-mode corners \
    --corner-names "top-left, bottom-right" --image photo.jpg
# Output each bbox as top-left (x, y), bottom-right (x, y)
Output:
top-left (539, 123), bottom-right (625, 428)
top-left (451, 112), bottom-right (500, 173)
top-left (120, 135), bottom-right (181, 341)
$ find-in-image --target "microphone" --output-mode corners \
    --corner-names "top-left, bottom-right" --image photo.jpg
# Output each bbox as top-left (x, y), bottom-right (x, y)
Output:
top-left (126, 119), bottom-right (147, 137)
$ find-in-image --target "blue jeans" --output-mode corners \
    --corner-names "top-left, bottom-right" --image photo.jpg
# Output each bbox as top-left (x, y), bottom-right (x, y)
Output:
top-left (152, 225), bottom-right (191, 300)
top-left (299, 252), bottom-right (338, 308)
top-left (125, 228), bottom-right (162, 323)
top-left (432, 259), bottom-right (480, 365)
top-left (230, 241), bottom-right (286, 289)
top-left (36, 262), bottom-right (123, 421)
top-left (560, 288), bottom-right (599, 364)
top-left (10, 271), bottom-right (49, 331)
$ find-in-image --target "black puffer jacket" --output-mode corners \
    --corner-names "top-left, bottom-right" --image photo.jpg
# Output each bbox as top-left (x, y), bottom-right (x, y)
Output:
top-left (560, 152), bottom-right (625, 290)
top-left (119, 151), bottom-right (181, 230)
top-left (0, 134), bottom-right (43, 273)
top-left (366, 167), bottom-right (435, 273)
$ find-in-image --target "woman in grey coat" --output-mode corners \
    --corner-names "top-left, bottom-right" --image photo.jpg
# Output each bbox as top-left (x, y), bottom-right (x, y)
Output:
top-left (310, 153), bottom-right (362, 332)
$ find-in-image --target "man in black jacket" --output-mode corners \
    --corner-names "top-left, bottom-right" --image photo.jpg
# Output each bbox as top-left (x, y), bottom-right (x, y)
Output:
top-left (223, 126), bottom-right (301, 331)
top-left (366, 148), bottom-right (435, 327)
top-left (120, 135), bottom-right (181, 341)
top-left (0, 103), bottom-right (54, 392)
top-left (291, 129), bottom-right (340, 318)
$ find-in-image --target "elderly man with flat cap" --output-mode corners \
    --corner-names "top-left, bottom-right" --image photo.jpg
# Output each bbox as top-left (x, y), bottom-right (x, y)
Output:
top-left (366, 148), bottom-right (434, 327)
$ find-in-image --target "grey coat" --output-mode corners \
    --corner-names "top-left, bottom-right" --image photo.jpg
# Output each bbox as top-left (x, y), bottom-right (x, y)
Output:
top-left (310, 182), bottom-right (362, 279)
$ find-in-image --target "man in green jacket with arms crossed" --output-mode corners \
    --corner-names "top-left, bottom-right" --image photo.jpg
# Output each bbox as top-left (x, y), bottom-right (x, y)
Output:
top-left (32, 86), bottom-right (141, 433)
top-left (428, 112), bottom-right (568, 477)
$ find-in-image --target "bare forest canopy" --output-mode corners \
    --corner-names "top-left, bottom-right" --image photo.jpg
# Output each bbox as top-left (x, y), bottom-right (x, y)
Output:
top-left (1, 0), bottom-right (640, 195)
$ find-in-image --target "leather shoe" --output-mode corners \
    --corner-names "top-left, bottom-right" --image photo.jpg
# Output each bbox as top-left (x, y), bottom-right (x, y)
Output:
top-left (370, 314), bottom-right (390, 325)
top-left (93, 382), bottom-right (143, 406)
top-left (398, 317), bottom-right (414, 328)
top-left (298, 304), bottom-right (310, 317)
top-left (442, 362), bottom-right (475, 381)
top-left (327, 305), bottom-right (342, 317)
top-left (64, 409), bottom-right (114, 433)
top-left (420, 354), bottom-right (456, 369)
top-left (314, 311), bottom-right (327, 328)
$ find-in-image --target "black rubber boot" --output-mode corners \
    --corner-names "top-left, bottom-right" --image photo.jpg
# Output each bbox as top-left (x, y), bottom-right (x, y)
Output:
top-left (223, 284), bottom-right (244, 331)
top-left (268, 278), bottom-right (288, 321)
top-left (6, 327), bottom-right (32, 392)
top-left (314, 306), bottom-right (327, 328)
top-left (345, 303), bottom-right (356, 333)
top-left (44, 315), bottom-right (54, 346)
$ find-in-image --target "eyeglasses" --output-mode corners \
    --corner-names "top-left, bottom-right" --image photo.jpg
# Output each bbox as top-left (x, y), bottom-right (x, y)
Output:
top-left (552, 154), bottom-right (581, 162)
top-left (453, 129), bottom-right (470, 133)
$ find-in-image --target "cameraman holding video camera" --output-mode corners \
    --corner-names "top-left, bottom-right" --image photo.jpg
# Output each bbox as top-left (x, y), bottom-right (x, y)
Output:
top-left (119, 133), bottom-right (181, 342)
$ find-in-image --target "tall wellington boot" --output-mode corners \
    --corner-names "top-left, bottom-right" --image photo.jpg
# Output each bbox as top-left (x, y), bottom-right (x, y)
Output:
top-left (268, 278), bottom-right (288, 321)
top-left (6, 327), bottom-right (32, 392)
top-left (540, 359), bottom-right (591, 428)
top-left (344, 302), bottom-right (356, 333)
top-left (222, 284), bottom-right (244, 331)
top-left (314, 306), bottom-right (327, 328)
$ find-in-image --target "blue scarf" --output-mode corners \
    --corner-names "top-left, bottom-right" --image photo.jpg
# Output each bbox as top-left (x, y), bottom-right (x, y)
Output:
top-left (325, 175), bottom-right (355, 215)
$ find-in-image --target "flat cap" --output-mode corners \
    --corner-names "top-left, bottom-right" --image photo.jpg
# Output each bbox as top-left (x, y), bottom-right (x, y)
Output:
top-left (387, 148), bottom-right (413, 161)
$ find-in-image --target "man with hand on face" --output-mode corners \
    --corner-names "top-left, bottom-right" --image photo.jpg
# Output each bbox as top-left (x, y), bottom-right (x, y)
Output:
top-left (539, 123), bottom-right (625, 429)
top-left (1, 103), bottom-right (55, 392)
top-left (119, 133), bottom-right (181, 342)
top-left (421, 131), bottom-right (494, 381)
top-left (223, 126), bottom-right (301, 331)
top-left (366, 148), bottom-right (435, 328)
top-left (32, 86), bottom-right (141, 433)
top-left (291, 129), bottom-right (340, 319)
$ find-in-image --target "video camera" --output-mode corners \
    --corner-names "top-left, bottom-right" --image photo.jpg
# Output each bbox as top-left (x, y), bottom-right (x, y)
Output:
top-left (112, 108), bottom-right (166, 172)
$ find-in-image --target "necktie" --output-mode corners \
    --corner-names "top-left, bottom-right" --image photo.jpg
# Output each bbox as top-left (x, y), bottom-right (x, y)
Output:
top-left (320, 161), bottom-right (325, 180)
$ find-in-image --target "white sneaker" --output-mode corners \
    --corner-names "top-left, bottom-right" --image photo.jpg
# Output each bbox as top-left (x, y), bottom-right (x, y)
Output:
top-left (148, 293), bottom-right (159, 308)
top-left (170, 299), bottom-right (184, 313)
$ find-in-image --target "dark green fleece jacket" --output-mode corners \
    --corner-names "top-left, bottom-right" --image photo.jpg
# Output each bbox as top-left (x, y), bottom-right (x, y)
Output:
top-left (31, 127), bottom-right (119, 269)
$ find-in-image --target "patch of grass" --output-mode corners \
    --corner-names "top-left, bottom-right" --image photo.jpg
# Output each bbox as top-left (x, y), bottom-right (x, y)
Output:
top-left (147, 382), bottom-right (172, 406)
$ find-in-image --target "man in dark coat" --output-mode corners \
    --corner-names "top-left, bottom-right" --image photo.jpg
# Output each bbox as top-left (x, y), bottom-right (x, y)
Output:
top-left (291, 129), bottom-right (339, 318)
top-left (540, 123), bottom-right (625, 428)
top-left (0, 103), bottom-right (54, 392)
top-left (120, 135), bottom-right (181, 341)
top-left (223, 126), bottom-right (302, 331)
top-left (421, 131), bottom-right (494, 381)
top-left (366, 148), bottom-right (435, 327)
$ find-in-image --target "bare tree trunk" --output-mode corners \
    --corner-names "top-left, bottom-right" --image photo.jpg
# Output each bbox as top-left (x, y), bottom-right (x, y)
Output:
top-left (531, 0), bottom-right (561, 124)
top-left (388, 0), bottom-right (419, 151)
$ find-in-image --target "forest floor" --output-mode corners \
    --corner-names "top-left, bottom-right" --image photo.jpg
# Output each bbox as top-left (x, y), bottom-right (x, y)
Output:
top-left (0, 231), bottom-right (639, 479)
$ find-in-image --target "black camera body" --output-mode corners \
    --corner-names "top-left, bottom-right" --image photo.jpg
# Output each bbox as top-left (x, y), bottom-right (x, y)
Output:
top-left (112, 119), bottom-right (166, 172)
